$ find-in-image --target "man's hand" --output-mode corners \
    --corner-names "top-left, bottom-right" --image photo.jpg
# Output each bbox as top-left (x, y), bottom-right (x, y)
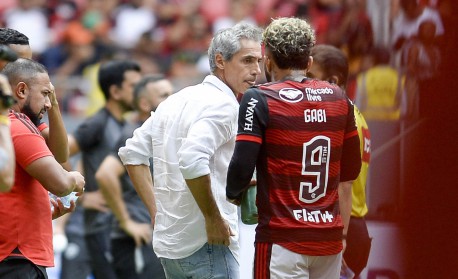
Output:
top-left (49, 83), bottom-right (59, 107)
top-left (80, 190), bottom-right (109, 212)
top-left (70, 171), bottom-right (85, 195)
top-left (120, 219), bottom-right (153, 247)
top-left (205, 215), bottom-right (234, 246)
top-left (226, 197), bottom-right (241, 206)
top-left (51, 198), bottom-right (76, 219)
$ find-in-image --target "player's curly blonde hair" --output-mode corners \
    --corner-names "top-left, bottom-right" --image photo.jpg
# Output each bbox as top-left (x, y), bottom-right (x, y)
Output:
top-left (263, 17), bottom-right (316, 70)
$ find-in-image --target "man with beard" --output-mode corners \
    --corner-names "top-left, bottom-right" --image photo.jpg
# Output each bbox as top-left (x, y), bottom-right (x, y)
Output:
top-left (0, 27), bottom-right (69, 164)
top-left (0, 58), bottom-right (85, 278)
top-left (67, 60), bottom-right (142, 279)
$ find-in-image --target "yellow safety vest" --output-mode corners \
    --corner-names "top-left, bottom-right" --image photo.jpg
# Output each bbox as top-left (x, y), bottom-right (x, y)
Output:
top-left (356, 66), bottom-right (403, 121)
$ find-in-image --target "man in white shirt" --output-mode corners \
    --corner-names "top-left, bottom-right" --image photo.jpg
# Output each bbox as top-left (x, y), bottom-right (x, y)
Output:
top-left (118, 22), bottom-right (263, 278)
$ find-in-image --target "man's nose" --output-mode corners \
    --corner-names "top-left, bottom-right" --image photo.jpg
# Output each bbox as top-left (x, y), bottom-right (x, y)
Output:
top-left (45, 96), bottom-right (52, 109)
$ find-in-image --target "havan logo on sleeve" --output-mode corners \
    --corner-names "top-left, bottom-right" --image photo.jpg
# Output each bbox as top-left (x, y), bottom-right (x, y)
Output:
top-left (244, 97), bottom-right (258, 131)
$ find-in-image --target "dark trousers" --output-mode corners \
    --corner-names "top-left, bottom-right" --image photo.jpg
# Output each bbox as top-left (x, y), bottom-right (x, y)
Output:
top-left (85, 230), bottom-right (117, 279)
top-left (0, 258), bottom-right (47, 279)
top-left (111, 237), bottom-right (166, 279)
top-left (343, 217), bottom-right (372, 278)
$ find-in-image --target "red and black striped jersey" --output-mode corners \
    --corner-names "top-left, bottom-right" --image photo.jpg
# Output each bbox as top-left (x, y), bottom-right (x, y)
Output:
top-left (230, 78), bottom-right (361, 256)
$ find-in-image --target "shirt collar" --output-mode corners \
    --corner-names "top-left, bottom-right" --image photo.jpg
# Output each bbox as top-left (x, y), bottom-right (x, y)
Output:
top-left (202, 75), bottom-right (237, 102)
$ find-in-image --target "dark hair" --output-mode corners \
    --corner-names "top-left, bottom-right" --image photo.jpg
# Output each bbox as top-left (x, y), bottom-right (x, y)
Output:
top-left (1, 58), bottom-right (47, 86)
top-left (310, 45), bottom-right (349, 88)
top-left (263, 17), bottom-right (316, 70)
top-left (97, 60), bottom-right (141, 100)
top-left (133, 74), bottom-right (165, 109)
top-left (0, 28), bottom-right (29, 46)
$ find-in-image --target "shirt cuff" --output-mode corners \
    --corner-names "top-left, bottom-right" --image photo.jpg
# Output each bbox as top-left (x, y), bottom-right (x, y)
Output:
top-left (118, 146), bottom-right (150, 166)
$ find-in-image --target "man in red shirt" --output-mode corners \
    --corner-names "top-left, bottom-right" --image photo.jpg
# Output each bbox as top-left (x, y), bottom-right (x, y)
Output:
top-left (0, 58), bottom-right (85, 278)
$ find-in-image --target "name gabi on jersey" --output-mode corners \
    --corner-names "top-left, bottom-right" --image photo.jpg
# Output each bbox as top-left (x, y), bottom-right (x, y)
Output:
top-left (244, 97), bottom-right (258, 131)
top-left (304, 109), bottom-right (327, 123)
top-left (305, 87), bottom-right (333, 102)
top-left (293, 209), bottom-right (334, 223)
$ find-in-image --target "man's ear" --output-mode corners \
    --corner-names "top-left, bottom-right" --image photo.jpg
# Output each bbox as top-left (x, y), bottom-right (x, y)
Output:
top-left (215, 53), bottom-right (225, 70)
top-left (328, 75), bottom-right (340, 86)
top-left (306, 56), bottom-right (313, 72)
top-left (15, 82), bottom-right (27, 100)
top-left (264, 55), bottom-right (271, 72)
top-left (109, 84), bottom-right (120, 101)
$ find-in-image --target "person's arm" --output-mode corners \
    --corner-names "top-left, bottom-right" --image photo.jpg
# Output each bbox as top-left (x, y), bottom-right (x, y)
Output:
top-left (186, 174), bottom-right (234, 246)
top-left (0, 75), bottom-right (15, 192)
top-left (68, 133), bottom-right (81, 157)
top-left (338, 180), bottom-right (353, 250)
top-left (124, 164), bottom-right (157, 226)
top-left (226, 141), bottom-right (259, 204)
top-left (96, 155), bottom-right (152, 246)
top-left (227, 88), bottom-right (266, 204)
top-left (40, 84), bottom-right (69, 163)
top-left (119, 114), bottom-right (157, 221)
top-left (26, 156), bottom-right (84, 196)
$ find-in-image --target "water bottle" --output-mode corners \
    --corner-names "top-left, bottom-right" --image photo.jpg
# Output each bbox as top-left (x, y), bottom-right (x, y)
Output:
top-left (241, 186), bottom-right (258, 224)
top-left (241, 170), bottom-right (258, 225)
top-left (49, 192), bottom-right (79, 209)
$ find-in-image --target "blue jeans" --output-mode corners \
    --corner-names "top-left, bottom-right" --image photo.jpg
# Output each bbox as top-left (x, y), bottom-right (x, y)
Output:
top-left (160, 243), bottom-right (239, 279)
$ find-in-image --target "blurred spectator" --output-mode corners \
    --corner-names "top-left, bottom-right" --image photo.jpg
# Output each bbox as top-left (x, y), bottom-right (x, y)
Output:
top-left (309, 0), bottom-right (345, 45)
top-left (111, 0), bottom-right (156, 49)
top-left (40, 21), bottom-right (97, 76)
top-left (199, 0), bottom-right (230, 24)
top-left (212, 0), bottom-right (257, 33)
top-left (355, 47), bottom-right (404, 221)
top-left (255, 0), bottom-right (310, 26)
top-left (3, 0), bottom-right (49, 56)
top-left (341, 0), bottom-right (374, 100)
top-left (402, 19), bottom-right (441, 118)
top-left (391, 0), bottom-right (444, 52)
top-left (355, 47), bottom-right (403, 121)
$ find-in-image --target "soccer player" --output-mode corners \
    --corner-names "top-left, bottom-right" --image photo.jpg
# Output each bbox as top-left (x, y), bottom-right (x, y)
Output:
top-left (226, 17), bottom-right (361, 278)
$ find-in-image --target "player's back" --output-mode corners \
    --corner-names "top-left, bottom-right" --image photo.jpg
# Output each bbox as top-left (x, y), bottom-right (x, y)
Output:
top-left (241, 78), bottom-right (360, 255)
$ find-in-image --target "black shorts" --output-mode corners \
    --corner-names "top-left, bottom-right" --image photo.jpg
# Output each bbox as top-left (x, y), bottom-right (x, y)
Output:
top-left (343, 216), bottom-right (372, 277)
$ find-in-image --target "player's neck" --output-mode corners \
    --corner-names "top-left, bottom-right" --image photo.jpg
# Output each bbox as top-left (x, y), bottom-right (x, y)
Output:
top-left (275, 69), bottom-right (307, 82)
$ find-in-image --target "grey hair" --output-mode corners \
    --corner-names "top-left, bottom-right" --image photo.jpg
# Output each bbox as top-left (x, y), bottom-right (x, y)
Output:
top-left (208, 22), bottom-right (262, 73)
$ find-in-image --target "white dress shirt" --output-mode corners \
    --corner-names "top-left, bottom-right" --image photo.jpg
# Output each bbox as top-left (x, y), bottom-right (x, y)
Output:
top-left (119, 75), bottom-right (240, 261)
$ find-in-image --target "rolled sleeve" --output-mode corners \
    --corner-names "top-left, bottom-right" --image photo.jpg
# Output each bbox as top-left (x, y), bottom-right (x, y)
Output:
top-left (118, 112), bottom-right (154, 166)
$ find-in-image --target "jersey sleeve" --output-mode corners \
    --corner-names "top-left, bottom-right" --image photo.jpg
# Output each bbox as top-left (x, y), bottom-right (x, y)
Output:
top-left (226, 88), bottom-right (267, 200)
top-left (11, 122), bottom-right (52, 169)
top-left (236, 88), bottom-right (269, 143)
